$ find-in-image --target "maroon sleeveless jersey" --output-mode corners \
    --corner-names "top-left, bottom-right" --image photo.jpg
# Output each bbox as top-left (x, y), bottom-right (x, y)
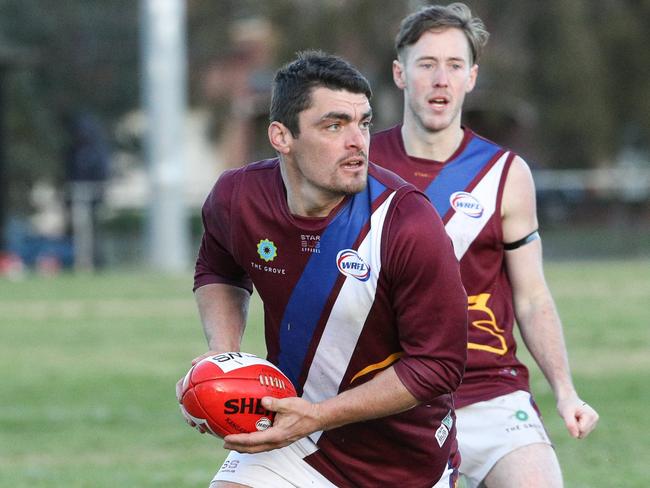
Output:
top-left (370, 126), bottom-right (531, 408)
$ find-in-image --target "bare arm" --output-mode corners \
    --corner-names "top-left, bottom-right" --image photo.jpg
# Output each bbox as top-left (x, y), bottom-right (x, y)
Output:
top-left (194, 282), bottom-right (250, 353)
top-left (502, 156), bottom-right (598, 439)
top-left (223, 366), bottom-right (419, 453)
top-left (176, 282), bottom-right (251, 427)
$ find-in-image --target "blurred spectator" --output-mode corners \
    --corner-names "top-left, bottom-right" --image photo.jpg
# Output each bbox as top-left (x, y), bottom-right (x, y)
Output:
top-left (200, 17), bottom-right (276, 167)
top-left (64, 111), bottom-right (110, 270)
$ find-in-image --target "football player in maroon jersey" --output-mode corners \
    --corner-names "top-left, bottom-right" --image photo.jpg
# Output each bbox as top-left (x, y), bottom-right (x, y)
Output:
top-left (179, 50), bottom-right (468, 488)
top-left (370, 4), bottom-right (598, 487)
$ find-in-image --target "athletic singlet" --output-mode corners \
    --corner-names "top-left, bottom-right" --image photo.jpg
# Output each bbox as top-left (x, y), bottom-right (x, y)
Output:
top-left (370, 126), bottom-right (531, 408)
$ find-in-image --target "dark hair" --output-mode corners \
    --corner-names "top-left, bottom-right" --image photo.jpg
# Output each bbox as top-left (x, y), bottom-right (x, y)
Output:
top-left (395, 2), bottom-right (489, 65)
top-left (269, 50), bottom-right (372, 137)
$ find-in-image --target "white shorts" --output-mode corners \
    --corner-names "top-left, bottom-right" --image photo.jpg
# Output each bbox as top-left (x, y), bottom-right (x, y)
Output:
top-left (455, 390), bottom-right (552, 488)
top-left (210, 436), bottom-right (457, 488)
top-left (210, 437), bottom-right (334, 488)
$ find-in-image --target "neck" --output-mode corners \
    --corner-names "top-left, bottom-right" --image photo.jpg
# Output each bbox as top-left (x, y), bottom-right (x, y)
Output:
top-left (401, 119), bottom-right (465, 163)
top-left (280, 162), bottom-right (344, 218)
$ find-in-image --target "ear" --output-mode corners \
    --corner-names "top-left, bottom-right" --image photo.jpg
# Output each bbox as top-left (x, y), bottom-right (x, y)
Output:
top-left (268, 121), bottom-right (292, 154)
top-left (466, 64), bottom-right (479, 93)
top-left (392, 59), bottom-right (406, 90)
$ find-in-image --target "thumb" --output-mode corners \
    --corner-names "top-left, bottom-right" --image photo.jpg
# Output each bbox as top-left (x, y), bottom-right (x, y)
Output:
top-left (262, 396), bottom-right (280, 412)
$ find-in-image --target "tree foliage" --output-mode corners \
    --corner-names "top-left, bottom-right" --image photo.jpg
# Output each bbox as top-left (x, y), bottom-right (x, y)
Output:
top-left (0, 0), bottom-right (648, 216)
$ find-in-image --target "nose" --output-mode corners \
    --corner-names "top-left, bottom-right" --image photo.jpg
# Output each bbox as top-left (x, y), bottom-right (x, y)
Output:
top-left (432, 66), bottom-right (449, 87)
top-left (346, 125), bottom-right (368, 151)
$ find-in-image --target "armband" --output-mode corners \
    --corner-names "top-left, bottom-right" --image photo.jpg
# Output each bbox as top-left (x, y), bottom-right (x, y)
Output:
top-left (503, 230), bottom-right (540, 251)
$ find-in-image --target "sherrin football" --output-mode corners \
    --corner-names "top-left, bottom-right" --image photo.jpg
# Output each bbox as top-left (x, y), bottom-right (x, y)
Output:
top-left (179, 352), bottom-right (297, 438)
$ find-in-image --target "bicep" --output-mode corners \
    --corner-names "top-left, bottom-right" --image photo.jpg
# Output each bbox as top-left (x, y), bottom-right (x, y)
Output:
top-left (501, 156), bottom-right (538, 244)
top-left (502, 157), bottom-right (550, 316)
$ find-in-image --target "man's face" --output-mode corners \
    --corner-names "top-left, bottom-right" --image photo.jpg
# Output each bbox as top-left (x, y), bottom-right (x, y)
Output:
top-left (287, 87), bottom-right (372, 199)
top-left (394, 28), bottom-right (478, 133)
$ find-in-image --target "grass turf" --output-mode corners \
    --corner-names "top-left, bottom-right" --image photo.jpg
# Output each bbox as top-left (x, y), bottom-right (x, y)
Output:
top-left (0, 260), bottom-right (647, 487)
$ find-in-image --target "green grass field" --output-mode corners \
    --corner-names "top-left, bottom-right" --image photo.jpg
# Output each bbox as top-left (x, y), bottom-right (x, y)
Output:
top-left (1, 260), bottom-right (648, 487)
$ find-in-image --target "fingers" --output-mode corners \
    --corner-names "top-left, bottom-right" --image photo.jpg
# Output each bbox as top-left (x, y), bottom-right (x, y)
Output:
top-left (561, 399), bottom-right (599, 439)
top-left (177, 352), bottom-right (216, 432)
top-left (221, 397), bottom-right (309, 453)
top-left (575, 402), bottom-right (599, 439)
top-left (175, 377), bottom-right (184, 403)
top-left (179, 404), bottom-right (210, 434)
top-left (564, 414), bottom-right (580, 438)
top-left (223, 428), bottom-right (293, 453)
top-left (177, 351), bottom-right (214, 402)
top-left (191, 351), bottom-right (215, 365)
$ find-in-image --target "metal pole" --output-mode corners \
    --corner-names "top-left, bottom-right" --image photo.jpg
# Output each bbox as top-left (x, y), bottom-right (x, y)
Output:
top-left (70, 181), bottom-right (96, 271)
top-left (140, 0), bottom-right (190, 272)
top-left (0, 68), bottom-right (6, 251)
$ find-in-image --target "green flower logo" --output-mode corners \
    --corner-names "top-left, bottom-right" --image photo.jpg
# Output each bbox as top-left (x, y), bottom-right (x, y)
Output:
top-left (515, 410), bottom-right (529, 421)
top-left (257, 239), bottom-right (277, 262)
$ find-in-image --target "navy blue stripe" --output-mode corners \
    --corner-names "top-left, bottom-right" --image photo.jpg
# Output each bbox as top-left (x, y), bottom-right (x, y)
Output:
top-left (425, 136), bottom-right (500, 217)
top-left (278, 177), bottom-right (388, 386)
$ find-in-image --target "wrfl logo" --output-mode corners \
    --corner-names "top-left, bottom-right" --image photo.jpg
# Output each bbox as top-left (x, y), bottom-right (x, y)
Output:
top-left (450, 191), bottom-right (484, 218)
top-left (336, 249), bottom-right (371, 282)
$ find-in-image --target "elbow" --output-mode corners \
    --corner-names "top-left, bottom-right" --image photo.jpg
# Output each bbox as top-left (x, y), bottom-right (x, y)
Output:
top-left (433, 356), bottom-right (466, 395)
top-left (395, 354), bottom-right (466, 403)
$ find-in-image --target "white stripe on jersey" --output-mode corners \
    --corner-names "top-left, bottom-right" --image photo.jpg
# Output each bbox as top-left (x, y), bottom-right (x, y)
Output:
top-left (446, 152), bottom-right (509, 260)
top-left (302, 191), bottom-right (396, 443)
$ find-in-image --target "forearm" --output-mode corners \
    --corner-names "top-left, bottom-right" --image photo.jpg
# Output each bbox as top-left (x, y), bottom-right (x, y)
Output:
top-left (316, 366), bottom-right (420, 431)
top-left (516, 291), bottom-right (600, 438)
top-left (194, 283), bottom-right (251, 352)
top-left (517, 292), bottom-right (576, 400)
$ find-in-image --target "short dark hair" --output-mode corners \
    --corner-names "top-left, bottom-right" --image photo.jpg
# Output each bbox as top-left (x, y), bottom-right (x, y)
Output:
top-left (395, 2), bottom-right (489, 65)
top-left (269, 50), bottom-right (372, 137)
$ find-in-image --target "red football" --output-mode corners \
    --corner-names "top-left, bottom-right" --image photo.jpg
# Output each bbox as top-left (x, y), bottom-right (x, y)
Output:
top-left (180, 352), bottom-right (297, 438)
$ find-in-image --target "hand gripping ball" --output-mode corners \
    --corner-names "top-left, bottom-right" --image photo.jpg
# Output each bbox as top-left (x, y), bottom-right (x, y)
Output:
top-left (180, 352), bottom-right (296, 437)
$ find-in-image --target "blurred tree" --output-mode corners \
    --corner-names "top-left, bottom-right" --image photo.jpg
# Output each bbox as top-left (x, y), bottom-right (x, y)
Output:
top-left (526, 0), bottom-right (613, 168)
top-left (0, 0), bottom-right (647, 226)
top-left (265, 0), bottom-right (408, 128)
top-left (0, 0), bottom-right (138, 213)
top-left (596, 0), bottom-right (650, 166)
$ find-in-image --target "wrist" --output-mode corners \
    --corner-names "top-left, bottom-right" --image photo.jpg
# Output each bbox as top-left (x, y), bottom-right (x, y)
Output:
top-left (553, 384), bottom-right (578, 403)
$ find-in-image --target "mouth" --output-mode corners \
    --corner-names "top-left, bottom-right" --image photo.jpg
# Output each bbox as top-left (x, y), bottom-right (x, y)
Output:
top-left (428, 96), bottom-right (450, 108)
top-left (340, 155), bottom-right (367, 170)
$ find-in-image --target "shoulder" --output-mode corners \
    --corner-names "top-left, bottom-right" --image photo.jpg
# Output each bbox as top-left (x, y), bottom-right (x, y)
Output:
top-left (368, 161), bottom-right (414, 192)
top-left (503, 155), bottom-right (535, 204)
top-left (220, 158), bottom-right (279, 186)
top-left (501, 155), bottom-right (538, 240)
top-left (466, 128), bottom-right (508, 152)
top-left (383, 187), bottom-right (455, 277)
top-left (464, 128), bottom-right (529, 200)
top-left (374, 167), bottom-right (442, 237)
top-left (205, 158), bottom-right (280, 209)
